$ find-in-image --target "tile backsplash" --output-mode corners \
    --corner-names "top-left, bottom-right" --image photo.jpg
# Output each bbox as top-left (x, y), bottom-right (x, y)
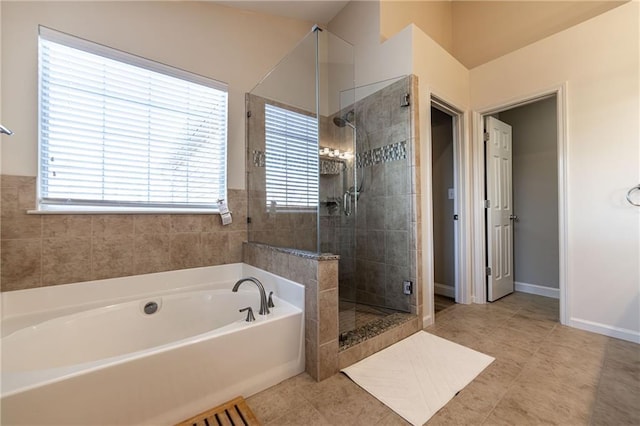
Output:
top-left (0, 175), bottom-right (247, 291)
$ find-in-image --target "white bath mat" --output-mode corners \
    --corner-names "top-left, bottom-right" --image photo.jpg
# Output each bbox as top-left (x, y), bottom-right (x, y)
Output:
top-left (341, 331), bottom-right (494, 426)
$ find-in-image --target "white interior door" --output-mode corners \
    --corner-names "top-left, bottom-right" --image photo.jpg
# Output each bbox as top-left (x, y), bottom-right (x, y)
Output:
top-left (485, 117), bottom-right (514, 301)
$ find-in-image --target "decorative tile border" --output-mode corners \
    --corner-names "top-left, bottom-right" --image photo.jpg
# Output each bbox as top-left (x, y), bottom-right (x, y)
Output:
top-left (320, 159), bottom-right (343, 175)
top-left (356, 141), bottom-right (407, 168)
top-left (252, 150), bottom-right (266, 167)
top-left (254, 141), bottom-right (406, 171)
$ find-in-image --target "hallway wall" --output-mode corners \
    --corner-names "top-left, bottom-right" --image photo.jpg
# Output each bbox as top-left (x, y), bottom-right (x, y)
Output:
top-left (499, 97), bottom-right (559, 293)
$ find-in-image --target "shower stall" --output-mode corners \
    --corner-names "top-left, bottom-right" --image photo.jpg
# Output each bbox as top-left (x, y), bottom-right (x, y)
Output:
top-left (246, 26), bottom-right (416, 341)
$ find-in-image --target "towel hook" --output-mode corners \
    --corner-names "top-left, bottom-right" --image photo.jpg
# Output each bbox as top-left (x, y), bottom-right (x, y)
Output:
top-left (626, 184), bottom-right (640, 207)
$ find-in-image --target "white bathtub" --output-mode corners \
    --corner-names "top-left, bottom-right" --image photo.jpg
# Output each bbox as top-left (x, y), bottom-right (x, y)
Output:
top-left (0, 263), bottom-right (305, 425)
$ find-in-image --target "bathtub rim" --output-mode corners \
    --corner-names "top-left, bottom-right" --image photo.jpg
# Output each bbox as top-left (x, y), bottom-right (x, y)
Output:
top-left (2, 263), bottom-right (304, 334)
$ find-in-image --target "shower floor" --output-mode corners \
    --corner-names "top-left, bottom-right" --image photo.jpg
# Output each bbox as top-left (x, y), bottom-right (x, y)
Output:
top-left (338, 300), bottom-right (415, 350)
top-left (339, 301), bottom-right (394, 332)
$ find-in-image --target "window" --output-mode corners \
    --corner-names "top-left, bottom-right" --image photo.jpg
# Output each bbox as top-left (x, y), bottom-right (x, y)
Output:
top-left (264, 104), bottom-right (318, 210)
top-left (38, 27), bottom-right (228, 212)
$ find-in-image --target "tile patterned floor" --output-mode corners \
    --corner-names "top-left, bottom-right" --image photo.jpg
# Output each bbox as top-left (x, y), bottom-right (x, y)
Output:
top-left (246, 292), bottom-right (640, 425)
top-left (434, 295), bottom-right (456, 314)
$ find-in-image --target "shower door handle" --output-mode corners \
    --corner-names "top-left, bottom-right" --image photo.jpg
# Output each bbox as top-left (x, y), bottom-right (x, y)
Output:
top-left (343, 191), bottom-right (352, 216)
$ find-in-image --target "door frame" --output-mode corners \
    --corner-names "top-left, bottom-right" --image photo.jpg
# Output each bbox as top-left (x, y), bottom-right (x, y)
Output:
top-left (424, 92), bottom-right (471, 326)
top-left (471, 83), bottom-right (568, 325)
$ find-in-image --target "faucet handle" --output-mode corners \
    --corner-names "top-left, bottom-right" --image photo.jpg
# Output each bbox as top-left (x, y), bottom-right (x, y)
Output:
top-left (239, 306), bottom-right (255, 322)
top-left (268, 291), bottom-right (275, 308)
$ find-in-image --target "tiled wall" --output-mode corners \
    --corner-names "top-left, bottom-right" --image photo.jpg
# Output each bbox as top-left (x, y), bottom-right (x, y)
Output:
top-left (321, 76), bottom-right (420, 314)
top-left (0, 175), bottom-right (247, 292)
top-left (243, 242), bottom-right (339, 381)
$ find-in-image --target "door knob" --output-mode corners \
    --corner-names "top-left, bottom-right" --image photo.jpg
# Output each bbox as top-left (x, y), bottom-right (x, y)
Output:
top-left (509, 214), bottom-right (519, 221)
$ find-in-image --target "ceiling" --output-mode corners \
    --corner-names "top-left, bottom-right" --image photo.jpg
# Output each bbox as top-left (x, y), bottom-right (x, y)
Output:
top-left (214, 1), bottom-right (349, 24)
top-left (214, 0), bottom-right (626, 68)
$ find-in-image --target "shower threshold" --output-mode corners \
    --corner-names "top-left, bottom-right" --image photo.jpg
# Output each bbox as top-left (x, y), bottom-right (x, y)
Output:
top-left (338, 301), bottom-right (415, 351)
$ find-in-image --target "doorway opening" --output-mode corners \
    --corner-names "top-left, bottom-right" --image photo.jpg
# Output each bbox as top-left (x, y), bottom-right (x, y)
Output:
top-left (431, 106), bottom-right (456, 313)
top-left (430, 97), bottom-right (465, 317)
top-left (483, 95), bottom-right (560, 313)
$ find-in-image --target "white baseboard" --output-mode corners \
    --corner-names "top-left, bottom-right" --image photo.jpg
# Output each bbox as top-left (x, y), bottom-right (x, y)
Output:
top-left (515, 281), bottom-right (560, 299)
top-left (569, 317), bottom-right (640, 344)
top-left (434, 283), bottom-right (455, 298)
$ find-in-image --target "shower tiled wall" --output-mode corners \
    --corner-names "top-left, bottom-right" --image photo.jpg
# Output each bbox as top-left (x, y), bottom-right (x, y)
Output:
top-left (323, 76), bottom-right (419, 314)
top-left (0, 175), bottom-right (247, 291)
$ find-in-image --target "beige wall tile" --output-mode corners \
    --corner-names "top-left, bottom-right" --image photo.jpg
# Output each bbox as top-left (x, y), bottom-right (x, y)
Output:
top-left (170, 233), bottom-right (203, 269)
top-left (289, 256), bottom-right (317, 287)
top-left (170, 215), bottom-right (202, 233)
top-left (134, 215), bottom-right (170, 234)
top-left (1, 175), bottom-right (35, 188)
top-left (1, 239), bottom-right (42, 291)
top-left (319, 289), bottom-right (338, 345)
top-left (318, 340), bottom-right (339, 381)
top-left (43, 216), bottom-right (92, 238)
top-left (1, 177), bottom-right (248, 290)
top-left (317, 259), bottom-right (338, 291)
top-left (92, 215), bottom-right (134, 236)
top-left (42, 237), bottom-right (92, 285)
top-left (1, 211), bottom-right (42, 239)
top-left (17, 179), bottom-right (36, 210)
top-left (271, 250), bottom-right (290, 278)
top-left (1, 187), bottom-right (18, 212)
top-left (226, 231), bottom-right (245, 264)
top-left (92, 235), bottom-right (134, 280)
top-left (201, 214), bottom-right (224, 232)
top-left (202, 232), bottom-right (228, 265)
top-left (306, 318), bottom-right (319, 349)
top-left (134, 233), bottom-right (171, 275)
top-left (305, 336), bottom-right (319, 381)
top-left (305, 279), bottom-right (318, 320)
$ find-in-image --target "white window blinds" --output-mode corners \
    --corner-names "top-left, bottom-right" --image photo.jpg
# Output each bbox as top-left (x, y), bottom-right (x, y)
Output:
top-left (264, 104), bottom-right (318, 210)
top-left (38, 27), bottom-right (228, 211)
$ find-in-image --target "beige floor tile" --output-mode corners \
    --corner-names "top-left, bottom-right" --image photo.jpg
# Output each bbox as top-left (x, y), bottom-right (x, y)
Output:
top-left (503, 313), bottom-right (556, 340)
top-left (473, 337), bottom-right (534, 368)
top-left (484, 325), bottom-right (546, 353)
top-left (246, 379), bottom-right (310, 424)
top-left (604, 337), bottom-right (640, 368)
top-left (544, 324), bottom-right (610, 356)
top-left (427, 398), bottom-right (488, 425)
top-left (265, 399), bottom-right (331, 426)
top-left (375, 410), bottom-right (411, 426)
top-left (590, 357), bottom-right (640, 424)
top-left (485, 379), bottom-right (595, 425)
top-left (309, 376), bottom-right (392, 425)
top-left (244, 292), bottom-right (639, 426)
top-left (524, 345), bottom-right (603, 389)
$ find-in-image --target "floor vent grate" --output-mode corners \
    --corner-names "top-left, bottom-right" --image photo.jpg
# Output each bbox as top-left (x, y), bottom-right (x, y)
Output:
top-left (175, 396), bottom-right (260, 426)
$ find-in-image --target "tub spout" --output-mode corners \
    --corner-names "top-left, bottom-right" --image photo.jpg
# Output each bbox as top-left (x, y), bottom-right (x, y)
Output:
top-left (232, 277), bottom-right (270, 315)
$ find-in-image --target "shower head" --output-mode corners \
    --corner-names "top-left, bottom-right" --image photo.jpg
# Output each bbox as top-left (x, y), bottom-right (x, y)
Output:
top-left (333, 110), bottom-right (355, 129)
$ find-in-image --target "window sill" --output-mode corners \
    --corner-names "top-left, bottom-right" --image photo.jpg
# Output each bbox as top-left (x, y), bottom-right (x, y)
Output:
top-left (28, 207), bottom-right (222, 215)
